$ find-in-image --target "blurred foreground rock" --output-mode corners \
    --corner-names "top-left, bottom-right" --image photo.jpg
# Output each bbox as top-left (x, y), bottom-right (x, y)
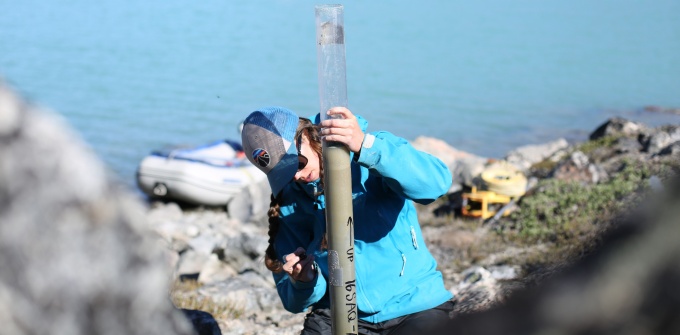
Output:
top-left (0, 81), bottom-right (217, 335)
top-left (434, 178), bottom-right (680, 335)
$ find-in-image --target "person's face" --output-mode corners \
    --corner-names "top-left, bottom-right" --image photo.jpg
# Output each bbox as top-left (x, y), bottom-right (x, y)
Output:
top-left (293, 134), bottom-right (320, 183)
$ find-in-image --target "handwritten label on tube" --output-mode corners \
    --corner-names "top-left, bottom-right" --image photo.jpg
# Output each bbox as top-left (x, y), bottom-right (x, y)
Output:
top-left (345, 279), bottom-right (357, 326)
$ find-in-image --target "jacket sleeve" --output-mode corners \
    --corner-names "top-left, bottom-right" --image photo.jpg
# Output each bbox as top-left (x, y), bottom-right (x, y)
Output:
top-left (355, 131), bottom-right (452, 204)
top-left (273, 264), bottom-right (327, 313)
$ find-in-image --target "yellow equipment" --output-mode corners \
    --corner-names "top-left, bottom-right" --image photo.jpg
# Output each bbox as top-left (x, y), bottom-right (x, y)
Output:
top-left (461, 187), bottom-right (514, 219)
top-left (461, 162), bottom-right (527, 220)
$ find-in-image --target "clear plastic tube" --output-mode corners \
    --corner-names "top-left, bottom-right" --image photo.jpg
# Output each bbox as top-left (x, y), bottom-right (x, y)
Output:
top-left (316, 4), bottom-right (348, 121)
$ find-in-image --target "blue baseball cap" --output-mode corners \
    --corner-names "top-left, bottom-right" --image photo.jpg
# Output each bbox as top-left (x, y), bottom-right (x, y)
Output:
top-left (241, 106), bottom-right (300, 195)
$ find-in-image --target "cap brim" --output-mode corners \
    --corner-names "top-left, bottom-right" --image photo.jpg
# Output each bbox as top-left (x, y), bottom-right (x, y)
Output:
top-left (267, 143), bottom-right (299, 195)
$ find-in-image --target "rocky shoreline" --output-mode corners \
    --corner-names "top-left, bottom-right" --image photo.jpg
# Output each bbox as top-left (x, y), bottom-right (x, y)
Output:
top-left (149, 116), bottom-right (680, 334)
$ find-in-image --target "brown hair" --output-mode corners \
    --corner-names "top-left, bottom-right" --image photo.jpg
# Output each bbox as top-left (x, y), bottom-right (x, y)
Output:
top-left (264, 117), bottom-right (324, 273)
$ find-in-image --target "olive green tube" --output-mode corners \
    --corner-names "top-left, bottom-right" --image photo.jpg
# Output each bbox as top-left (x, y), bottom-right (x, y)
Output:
top-left (315, 4), bottom-right (358, 335)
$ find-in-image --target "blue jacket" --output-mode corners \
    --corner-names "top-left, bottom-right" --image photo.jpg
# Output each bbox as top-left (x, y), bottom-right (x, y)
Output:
top-left (272, 114), bottom-right (453, 323)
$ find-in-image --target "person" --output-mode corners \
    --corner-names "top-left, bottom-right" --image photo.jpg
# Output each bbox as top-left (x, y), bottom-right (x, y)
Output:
top-left (241, 106), bottom-right (455, 334)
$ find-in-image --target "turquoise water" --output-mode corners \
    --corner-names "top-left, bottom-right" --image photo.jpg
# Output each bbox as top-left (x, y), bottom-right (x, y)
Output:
top-left (1, 0), bottom-right (679, 187)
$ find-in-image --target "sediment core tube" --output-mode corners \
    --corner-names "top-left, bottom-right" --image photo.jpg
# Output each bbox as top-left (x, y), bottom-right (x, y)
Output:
top-left (315, 4), bottom-right (358, 335)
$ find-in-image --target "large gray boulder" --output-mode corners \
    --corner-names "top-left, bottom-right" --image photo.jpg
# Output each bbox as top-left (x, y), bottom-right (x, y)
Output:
top-left (0, 80), bottom-right (201, 335)
top-left (589, 117), bottom-right (649, 142)
top-left (504, 138), bottom-right (569, 173)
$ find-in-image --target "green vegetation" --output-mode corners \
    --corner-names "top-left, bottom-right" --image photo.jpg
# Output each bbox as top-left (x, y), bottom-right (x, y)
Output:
top-left (507, 159), bottom-right (652, 243)
top-left (576, 135), bottom-right (621, 155)
top-left (530, 158), bottom-right (559, 176)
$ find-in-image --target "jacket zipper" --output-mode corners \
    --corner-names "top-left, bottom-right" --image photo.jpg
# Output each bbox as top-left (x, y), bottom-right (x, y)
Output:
top-left (410, 226), bottom-right (419, 249)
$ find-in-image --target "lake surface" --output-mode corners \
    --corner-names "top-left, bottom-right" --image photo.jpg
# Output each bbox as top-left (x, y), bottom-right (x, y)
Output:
top-left (1, 0), bottom-right (679, 187)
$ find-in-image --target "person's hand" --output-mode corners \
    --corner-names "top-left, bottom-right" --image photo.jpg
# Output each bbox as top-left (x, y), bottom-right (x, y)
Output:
top-left (319, 107), bottom-right (365, 153)
top-left (282, 247), bottom-right (316, 283)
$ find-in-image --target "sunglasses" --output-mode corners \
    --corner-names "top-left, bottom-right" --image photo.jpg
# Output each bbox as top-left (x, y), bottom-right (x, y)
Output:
top-left (296, 134), bottom-right (308, 171)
